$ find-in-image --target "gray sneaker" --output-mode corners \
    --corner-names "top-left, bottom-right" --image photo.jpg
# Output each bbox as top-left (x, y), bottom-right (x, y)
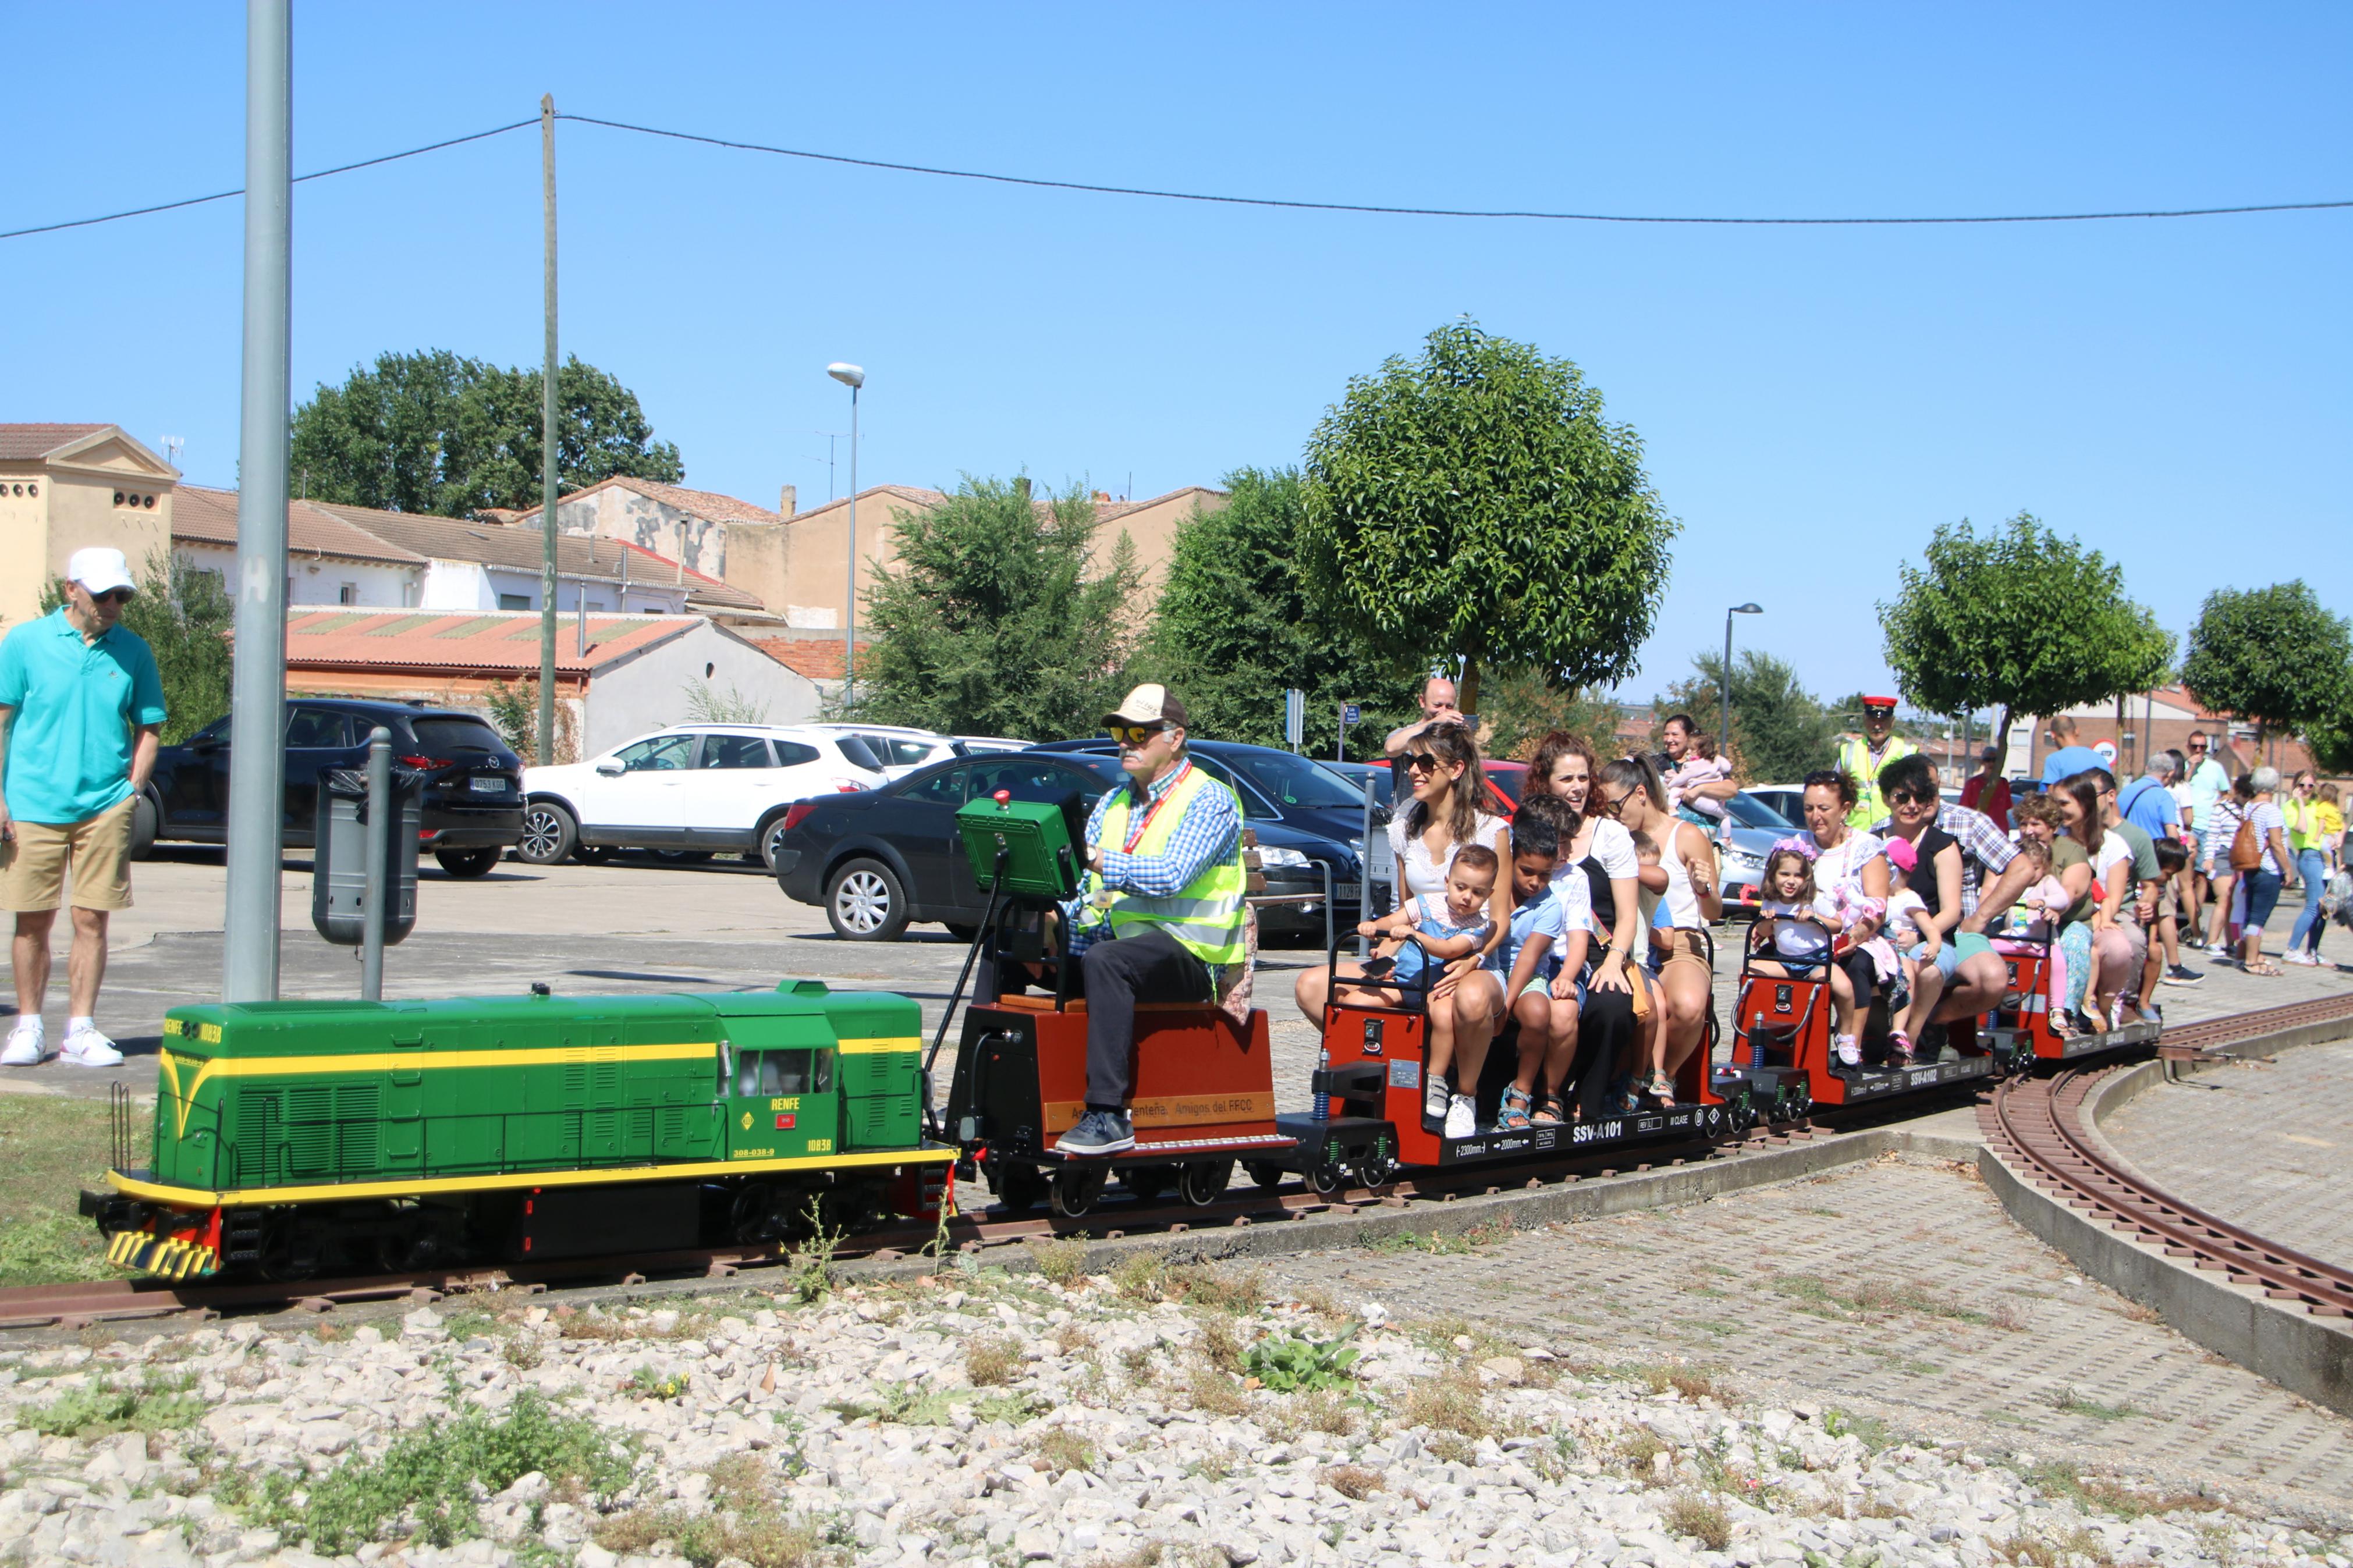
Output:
top-left (1055, 1109), bottom-right (1135, 1156)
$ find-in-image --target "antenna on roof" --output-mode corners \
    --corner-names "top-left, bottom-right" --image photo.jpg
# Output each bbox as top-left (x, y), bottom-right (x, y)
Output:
top-left (161, 436), bottom-right (186, 471)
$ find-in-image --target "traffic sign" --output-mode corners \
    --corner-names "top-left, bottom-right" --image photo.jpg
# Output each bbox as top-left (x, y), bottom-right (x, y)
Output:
top-left (1342, 703), bottom-right (1361, 725)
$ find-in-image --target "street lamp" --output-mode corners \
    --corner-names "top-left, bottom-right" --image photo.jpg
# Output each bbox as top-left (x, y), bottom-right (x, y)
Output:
top-left (1721, 603), bottom-right (1762, 760)
top-left (826, 362), bottom-right (864, 698)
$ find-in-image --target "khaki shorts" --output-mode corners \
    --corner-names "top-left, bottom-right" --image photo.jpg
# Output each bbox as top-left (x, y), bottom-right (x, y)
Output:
top-left (0, 796), bottom-right (137, 913)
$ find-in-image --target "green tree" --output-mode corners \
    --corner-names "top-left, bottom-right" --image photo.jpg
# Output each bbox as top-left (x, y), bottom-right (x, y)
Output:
top-left (289, 350), bottom-right (684, 517)
top-left (857, 477), bottom-right (1141, 739)
top-left (1475, 665), bottom-right (1623, 763)
top-left (38, 550), bottom-right (232, 744)
top-left (1141, 468), bottom-right (1420, 755)
top-left (1878, 513), bottom-right (2173, 753)
top-left (1301, 319), bottom-right (1678, 713)
top-left (1656, 650), bottom-right (1838, 784)
top-left (2180, 582), bottom-right (2353, 744)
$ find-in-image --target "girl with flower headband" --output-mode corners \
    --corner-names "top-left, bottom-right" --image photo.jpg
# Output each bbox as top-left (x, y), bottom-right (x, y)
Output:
top-left (1746, 838), bottom-right (1864, 1053)
top-left (1791, 769), bottom-right (1900, 1068)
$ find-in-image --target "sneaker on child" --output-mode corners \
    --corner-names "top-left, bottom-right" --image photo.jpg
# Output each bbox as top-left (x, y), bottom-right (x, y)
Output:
top-left (1443, 1094), bottom-right (1477, 1140)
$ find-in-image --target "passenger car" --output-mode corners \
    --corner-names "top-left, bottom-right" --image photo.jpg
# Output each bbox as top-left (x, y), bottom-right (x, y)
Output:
top-left (800, 723), bottom-right (961, 780)
top-left (518, 725), bottom-right (885, 870)
top-left (1710, 790), bottom-right (1801, 911)
top-left (140, 699), bottom-right (523, 877)
top-left (772, 751), bottom-right (1351, 941)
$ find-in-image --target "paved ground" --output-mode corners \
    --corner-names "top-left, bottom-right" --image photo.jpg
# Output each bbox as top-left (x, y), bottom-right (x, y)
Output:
top-left (2104, 1039), bottom-right (2353, 1268)
top-left (1257, 1152), bottom-right (2353, 1515)
top-left (9, 849), bottom-right (2351, 1117)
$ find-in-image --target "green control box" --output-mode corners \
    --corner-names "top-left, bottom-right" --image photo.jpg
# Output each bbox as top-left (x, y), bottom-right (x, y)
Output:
top-left (956, 793), bottom-right (1081, 902)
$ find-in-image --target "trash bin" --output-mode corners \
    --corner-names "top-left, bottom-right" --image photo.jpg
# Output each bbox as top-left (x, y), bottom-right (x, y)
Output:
top-left (311, 764), bottom-right (421, 947)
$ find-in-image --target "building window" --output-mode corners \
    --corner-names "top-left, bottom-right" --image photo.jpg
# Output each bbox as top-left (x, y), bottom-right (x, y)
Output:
top-left (338, 583), bottom-right (359, 606)
top-left (585, 600), bottom-right (606, 613)
top-left (499, 593), bottom-right (531, 611)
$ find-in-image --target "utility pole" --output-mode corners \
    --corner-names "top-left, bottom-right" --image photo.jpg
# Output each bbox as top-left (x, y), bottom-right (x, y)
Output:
top-left (222, 0), bottom-right (291, 1003)
top-left (537, 93), bottom-right (559, 765)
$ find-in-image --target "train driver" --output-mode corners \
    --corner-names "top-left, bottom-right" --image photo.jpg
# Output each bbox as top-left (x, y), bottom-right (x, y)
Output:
top-left (1052, 684), bottom-right (1251, 1157)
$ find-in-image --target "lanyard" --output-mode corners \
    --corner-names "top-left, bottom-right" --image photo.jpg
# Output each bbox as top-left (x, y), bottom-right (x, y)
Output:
top-left (1119, 761), bottom-right (1192, 855)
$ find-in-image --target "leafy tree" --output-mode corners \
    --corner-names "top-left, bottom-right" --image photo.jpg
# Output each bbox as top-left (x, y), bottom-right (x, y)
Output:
top-left (1878, 513), bottom-right (2173, 753)
top-left (1655, 650), bottom-right (1839, 784)
top-left (1476, 665), bottom-right (1623, 763)
top-left (2180, 582), bottom-right (2353, 742)
top-left (39, 550), bottom-right (231, 744)
top-left (857, 477), bottom-right (1141, 739)
top-left (1140, 468), bottom-right (1420, 756)
top-left (1301, 319), bottom-right (1678, 713)
top-left (289, 350), bottom-right (684, 517)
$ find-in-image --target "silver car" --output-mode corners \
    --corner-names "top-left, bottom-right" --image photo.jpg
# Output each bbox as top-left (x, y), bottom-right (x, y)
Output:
top-left (1711, 791), bottom-right (1801, 916)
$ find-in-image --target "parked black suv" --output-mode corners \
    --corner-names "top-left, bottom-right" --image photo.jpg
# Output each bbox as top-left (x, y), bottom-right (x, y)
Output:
top-left (139, 699), bottom-right (525, 877)
top-left (772, 750), bottom-right (1353, 941)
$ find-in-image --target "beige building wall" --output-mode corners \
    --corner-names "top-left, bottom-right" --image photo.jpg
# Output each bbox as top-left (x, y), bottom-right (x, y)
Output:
top-left (723, 485), bottom-right (1228, 630)
top-left (0, 430), bottom-right (176, 632)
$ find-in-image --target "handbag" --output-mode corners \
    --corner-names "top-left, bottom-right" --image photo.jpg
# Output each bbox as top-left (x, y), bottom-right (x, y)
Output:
top-left (2229, 815), bottom-right (2263, 873)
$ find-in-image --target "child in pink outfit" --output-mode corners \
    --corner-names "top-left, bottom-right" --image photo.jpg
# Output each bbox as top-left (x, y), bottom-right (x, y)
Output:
top-left (1993, 839), bottom-right (2069, 1015)
top-left (1666, 741), bottom-right (1732, 823)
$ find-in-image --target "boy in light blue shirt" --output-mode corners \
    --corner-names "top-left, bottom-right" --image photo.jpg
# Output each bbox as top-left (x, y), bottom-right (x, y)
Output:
top-left (1473, 806), bottom-right (1568, 1137)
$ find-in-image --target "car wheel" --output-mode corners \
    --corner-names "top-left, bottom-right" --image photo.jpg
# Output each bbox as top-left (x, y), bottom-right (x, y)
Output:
top-left (517, 801), bottom-right (578, 865)
top-left (825, 857), bottom-right (908, 941)
top-left (758, 815), bottom-right (791, 873)
top-left (433, 847), bottom-right (502, 879)
top-left (129, 791), bottom-right (159, 862)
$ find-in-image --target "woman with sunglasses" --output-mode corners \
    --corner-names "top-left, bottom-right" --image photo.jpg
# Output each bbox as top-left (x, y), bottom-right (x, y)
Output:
top-left (1369, 723), bottom-right (1510, 1129)
top-left (1522, 733), bottom-right (1642, 1117)
top-left (2283, 771), bottom-right (2332, 965)
top-left (1600, 756), bottom-right (1722, 1104)
top-left (1795, 769), bottom-right (1897, 1067)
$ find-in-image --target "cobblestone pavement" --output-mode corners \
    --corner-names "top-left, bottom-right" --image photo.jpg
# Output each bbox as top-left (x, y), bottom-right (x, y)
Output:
top-left (2103, 1039), bottom-right (2353, 1267)
top-left (1253, 1153), bottom-right (2353, 1513)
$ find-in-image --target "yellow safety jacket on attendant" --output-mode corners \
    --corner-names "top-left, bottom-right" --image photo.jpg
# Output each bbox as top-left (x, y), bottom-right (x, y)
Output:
top-left (1834, 734), bottom-right (1918, 831)
top-left (1083, 764), bottom-right (1250, 967)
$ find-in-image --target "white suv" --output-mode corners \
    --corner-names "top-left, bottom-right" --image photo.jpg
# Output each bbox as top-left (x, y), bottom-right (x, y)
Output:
top-left (800, 723), bottom-right (960, 780)
top-left (519, 724), bottom-right (886, 870)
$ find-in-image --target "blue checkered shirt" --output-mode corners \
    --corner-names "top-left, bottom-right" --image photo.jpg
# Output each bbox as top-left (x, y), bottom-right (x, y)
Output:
top-left (1060, 762), bottom-right (1242, 958)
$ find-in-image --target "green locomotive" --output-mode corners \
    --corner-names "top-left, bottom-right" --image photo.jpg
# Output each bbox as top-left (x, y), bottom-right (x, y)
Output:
top-left (86, 980), bottom-right (952, 1281)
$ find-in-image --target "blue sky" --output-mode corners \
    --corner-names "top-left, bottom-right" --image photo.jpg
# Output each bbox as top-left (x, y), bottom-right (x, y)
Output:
top-left (4, 3), bottom-right (2346, 706)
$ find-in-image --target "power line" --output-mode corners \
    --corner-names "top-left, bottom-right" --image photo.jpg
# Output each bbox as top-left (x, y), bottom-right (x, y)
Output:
top-left (0, 119), bottom-right (538, 241)
top-left (4, 108), bottom-right (2348, 244)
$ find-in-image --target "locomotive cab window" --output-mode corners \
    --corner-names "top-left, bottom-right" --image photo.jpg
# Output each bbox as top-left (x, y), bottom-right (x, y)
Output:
top-left (736, 1049), bottom-right (832, 1097)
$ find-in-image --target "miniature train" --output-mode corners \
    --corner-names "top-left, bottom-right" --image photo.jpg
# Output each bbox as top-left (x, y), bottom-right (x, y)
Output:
top-left (89, 789), bottom-right (2166, 1277)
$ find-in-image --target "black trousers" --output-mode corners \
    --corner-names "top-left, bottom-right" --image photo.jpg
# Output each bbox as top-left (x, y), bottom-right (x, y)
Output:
top-left (1562, 986), bottom-right (1636, 1122)
top-left (1071, 926), bottom-right (1213, 1110)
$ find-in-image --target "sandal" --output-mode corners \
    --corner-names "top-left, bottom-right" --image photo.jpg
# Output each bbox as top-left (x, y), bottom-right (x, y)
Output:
top-left (1643, 1069), bottom-right (1677, 1107)
top-left (1497, 1086), bottom-right (1534, 1131)
top-left (1530, 1093), bottom-right (1566, 1126)
top-left (2248, 959), bottom-right (2285, 977)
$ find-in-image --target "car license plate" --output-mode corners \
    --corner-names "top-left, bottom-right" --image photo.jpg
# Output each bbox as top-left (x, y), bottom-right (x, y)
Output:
top-left (469, 776), bottom-right (509, 794)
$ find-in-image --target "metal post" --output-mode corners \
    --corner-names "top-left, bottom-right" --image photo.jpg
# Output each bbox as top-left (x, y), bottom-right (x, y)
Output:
top-left (537, 94), bottom-right (559, 765)
top-left (361, 727), bottom-right (390, 1001)
top-left (1719, 609), bottom-right (1736, 760)
top-left (222, 0), bottom-right (291, 1004)
top-left (1358, 773), bottom-right (1375, 958)
top-left (844, 384), bottom-right (859, 700)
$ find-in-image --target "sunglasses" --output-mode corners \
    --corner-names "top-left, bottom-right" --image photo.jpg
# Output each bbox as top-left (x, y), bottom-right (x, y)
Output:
top-left (2188, 744), bottom-right (2208, 752)
top-left (91, 588), bottom-right (133, 605)
top-left (1109, 723), bottom-right (1170, 747)
top-left (1886, 789), bottom-right (1930, 806)
top-left (1596, 787), bottom-right (1636, 817)
top-left (1403, 751), bottom-right (1441, 774)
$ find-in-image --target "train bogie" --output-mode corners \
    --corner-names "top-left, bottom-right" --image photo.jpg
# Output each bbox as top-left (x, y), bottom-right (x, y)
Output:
top-left (1722, 955), bottom-right (2011, 1111)
top-left (1988, 940), bottom-right (2162, 1061)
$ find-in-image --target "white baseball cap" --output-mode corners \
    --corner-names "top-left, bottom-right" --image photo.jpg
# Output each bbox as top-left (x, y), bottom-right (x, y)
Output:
top-left (67, 547), bottom-right (137, 598)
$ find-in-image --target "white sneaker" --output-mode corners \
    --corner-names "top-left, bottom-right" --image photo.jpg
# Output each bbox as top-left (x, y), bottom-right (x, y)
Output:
top-left (1834, 1035), bottom-right (1862, 1068)
top-left (1443, 1094), bottom-right (1477, 1140)
top-left (2284, 950), bottom-right (2318, 966)
top-left (61, 1025), bottom-right (122, 1068)
top-left (2, 1019), bottom-right (50, 1066)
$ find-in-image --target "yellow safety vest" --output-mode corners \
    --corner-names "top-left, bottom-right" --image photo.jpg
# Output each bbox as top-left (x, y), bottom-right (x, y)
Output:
top-left (1836, 734), bottom-right (1918, 831)
top-left (1086, 763), bottom-right (1249, 966)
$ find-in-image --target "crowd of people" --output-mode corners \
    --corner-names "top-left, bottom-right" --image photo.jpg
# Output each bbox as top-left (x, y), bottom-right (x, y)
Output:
top-left (1290, 677), bottom-right (2348, 1139)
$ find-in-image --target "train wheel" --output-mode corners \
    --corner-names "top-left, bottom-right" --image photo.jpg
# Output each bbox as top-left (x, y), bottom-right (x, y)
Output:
top-left (1353, 1150), bottom-right (1396, 1190)
top-left (1724, 1093), bottom-right (1756, 1139)
top-left (257, 1219), bottom-right (318, 1284)
top-left (1307, 1155), bottom-right (1349, 1200)
top-left (1050, 1167), bottom-right (1108, 1219)
top-left (1116, 1165), bottom-right (1174, 1204)
top-left (993, 1162), bottom-right (1045, 1214)
top-left (731, 1183), bottom-right (780, 1244)
top-left (1177, 1159), bottom-right (1235, 1207)
top-left (1247, 1161), bottom-right (1287, 1192)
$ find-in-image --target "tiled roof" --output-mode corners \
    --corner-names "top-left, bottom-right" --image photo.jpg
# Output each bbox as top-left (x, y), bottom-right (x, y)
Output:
top-left (282, 609), bottom-right (695, 675)
top-left (304, 499), bottom-right (758, 606)
top-left (505, 475), bottom-right (783, 528)
top-left (752, 637), bottom-right (846, 680)
top-left (784, 484), bottom-right (951, 521)
top-left (174, 485), bottom-right (427, 566)
top-left (0, 424), bottom-right (110, 460)
top-left (616, 540), bottom-right (764, 610)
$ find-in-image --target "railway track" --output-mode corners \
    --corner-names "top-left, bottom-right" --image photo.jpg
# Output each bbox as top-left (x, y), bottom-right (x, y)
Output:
top-left (15, 991), bottom-right (2352, 1335)
top-left (1983, 992), bottom-right (2353, 1321)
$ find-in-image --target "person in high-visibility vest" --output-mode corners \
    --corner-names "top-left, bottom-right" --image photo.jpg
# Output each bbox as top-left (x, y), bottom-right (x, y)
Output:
top-left (1834, 696), bottom-right (1918, 831)
top-left (1054, 684), bottom-right (1251, 1155)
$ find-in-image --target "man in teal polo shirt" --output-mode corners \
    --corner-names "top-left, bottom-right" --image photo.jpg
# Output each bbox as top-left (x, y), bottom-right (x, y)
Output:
top-left (0, 548), bottom-right (167, 1068)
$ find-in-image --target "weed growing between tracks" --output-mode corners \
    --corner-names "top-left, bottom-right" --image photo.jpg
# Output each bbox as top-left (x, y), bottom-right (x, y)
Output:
top-left (23, 1368), bottom-right (204, 1437)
